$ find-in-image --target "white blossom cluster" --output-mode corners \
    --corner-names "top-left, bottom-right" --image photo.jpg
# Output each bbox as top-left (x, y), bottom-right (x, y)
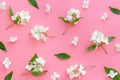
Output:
top-left (25, 57), bottom-right (46, 72)
top-left (11, 11), bottom-right (30, 25)
top-left (67, 64), bottom-right (86, 79)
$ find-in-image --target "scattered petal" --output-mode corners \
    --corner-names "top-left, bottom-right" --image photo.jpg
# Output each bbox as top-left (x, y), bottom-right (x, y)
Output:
top-left (2, 57), bottom-right (12, 69)
top-left (115, 43), bottom-right (120, 52)
top-left (45, 4), bottom-right (51, 13)
top-left (71, 36), bottom-right (79, 46)
top-left (51, 72), bottom-right (60, 80)
top-left (101, 12), bottom-right (108, 21)
top-left (0, 1), bottom-right (6, 10)
top-left (8, 37), bottom-right (18, 43)
top-left (82, 0), bottom-right (90, 9)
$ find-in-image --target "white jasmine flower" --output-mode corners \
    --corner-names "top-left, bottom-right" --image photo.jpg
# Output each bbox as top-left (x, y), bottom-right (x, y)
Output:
top-left (64, 8), bottom-right (80, 24)
top-left (101, 12), bottom-right (108, 21)
top-left (82, 0), bottom-right (90, 9)
top-left (90, 30), bottom-right (109, 45)
top-left (0, 1), bottom-right (6, 10)
top-left (31, 25), bottom-right (49, 42)
top-left (107, 70), bottom-right (118, 78)
top-left (79, 64), bottom-right (86, 75)
top-left (115, 43), bottom-right (120, 52)
top-left (51, 72), bottom-right (60, 80)
top-left (45, 4), bottom-right (51, 13)
top-left (67, 64), bottom-right (86, 79)
top-left (11, 10), bottom-right (30, 25)
top-left (71, 36), bottom-right (79, 46)
top-left (2, 57), bottom-right (12, 69)
top-left (25, 57), bottom-right (46, 72)
top-left (8, 37), bottom-right (18, 43)
top-left (35, 57), bottom-right (46, 66)
top-left (25, 64), bottom-right (35, 71)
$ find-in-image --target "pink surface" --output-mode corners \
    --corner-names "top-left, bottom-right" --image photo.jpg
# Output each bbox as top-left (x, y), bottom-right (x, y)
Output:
top-left (0, 0), bottom-right (120, 80)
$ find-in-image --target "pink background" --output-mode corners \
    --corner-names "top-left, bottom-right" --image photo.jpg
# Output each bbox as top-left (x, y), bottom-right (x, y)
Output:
top-left (0, 0), bottom-right (120, 80)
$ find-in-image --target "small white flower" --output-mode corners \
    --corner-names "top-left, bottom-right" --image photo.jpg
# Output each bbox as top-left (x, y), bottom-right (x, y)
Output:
top-left (67, 64), bottom-right (86, 79)
top-left (79, 64), bottom-right (86, 75)
top-left (2, 57), bottom-right (12, 69)
top-left (71, 36), bottom-right (79, 46)
top-left (101, 37), bottom-right (109, 45)
top-left (31, 25), bottom-right (49, 42)
top-left (115, 43), bottom-right (120, 52)
top-left (45, 4), bottom-right (51, 13)
top-left (11, 11), bottom-right (30, 25)
top-left (90, 30), bottom-right (109, 45)
top-left (107, 70), bottom-right (118, 78)
top-left (25, 64), bottom-right (35, 71)
top-left (64, 8), bottom-right (80, 24)
top-left (8, 37), bottom-right (18, 43)
top-left (35, 57), bottom-right (46, 67)
top-left (82, 0), bottom-right (90, 9)
top-left (101, 12), bottom-right (108, 21)
top-left (51, 72), bottom-right (60, 80)
top-left (0, 1), bottom-right (6, 10)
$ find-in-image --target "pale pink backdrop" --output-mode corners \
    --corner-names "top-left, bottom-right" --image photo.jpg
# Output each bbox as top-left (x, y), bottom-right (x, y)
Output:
top-left (0, 0), bottom-right (120, 80)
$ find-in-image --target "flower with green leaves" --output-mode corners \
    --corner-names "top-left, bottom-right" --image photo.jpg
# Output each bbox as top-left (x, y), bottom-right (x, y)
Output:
top-left (25, 54), bottom-right (47, 76)
top-left (6, 7), bottom-right (30, 29)
top-left (104, 67), bottom-right (120, 80)
top-left (59, 8), bottom-right (81, 35)
top-left (87, 30), bottom-right (115, 54)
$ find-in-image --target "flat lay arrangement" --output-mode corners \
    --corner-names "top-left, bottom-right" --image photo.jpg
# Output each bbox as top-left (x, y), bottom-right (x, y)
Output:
top-left (0, 0), bottom-right (120, 80)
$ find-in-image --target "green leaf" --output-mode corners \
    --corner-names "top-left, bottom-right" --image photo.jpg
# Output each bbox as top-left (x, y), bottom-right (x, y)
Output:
top-left (9, 7), bottom-right (14, 17)
top-left (59, 17), bottom-right (70, 23)
top-left (0, 41), bottom-right (7, 52)
top-left (71, 18), bottom-right (80, 24)
top-left (55, 53), bottom-right (71, 60)
top-left (113, 76), bottom-right (120, 80)
top-left (87, 44), bottom-right (97, 51)
top-left (32, 70), bottom-right (47, 76)
top-left (14, 16), bottom-right (20, 24)
top-left (29, 54), bottom-right (38, 63)
top-left (109, 6), bottom-right (120, 15)
top-left (104, 67), bottom-right (120, 80)
top-left (4, 71), bottom-right (13, 80)
top-left (108, 36), bottom-right (115, 43)
top-left (28, 0), bottom-right (39, 9)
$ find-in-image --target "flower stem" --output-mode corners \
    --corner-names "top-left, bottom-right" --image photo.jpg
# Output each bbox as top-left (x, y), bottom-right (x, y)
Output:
top-left (85, 65), bottom-right (96, 69)
top-left (47, 35), bottom-right (55, 38)
top-left (6, 23), bottom-right (15, 30)
top-left (21, 72), bottom-right (29, 75)
top-left (102, 46), bottom-right (108, 54)
top-left (62, 27), bottom-right (70, 35)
